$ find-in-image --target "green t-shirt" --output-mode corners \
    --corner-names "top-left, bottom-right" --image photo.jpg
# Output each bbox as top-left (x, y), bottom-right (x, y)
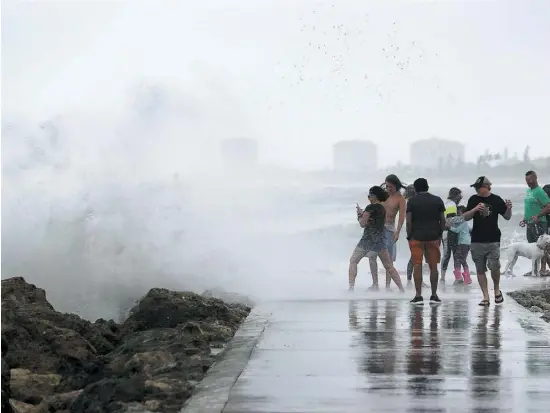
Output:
top-left (524, 186), bottom-right (550, 222)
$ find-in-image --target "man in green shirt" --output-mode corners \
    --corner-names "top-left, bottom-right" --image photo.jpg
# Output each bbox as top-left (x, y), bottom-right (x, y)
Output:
top-left (522, 171), bottom-right (550, 238)
top-left (521, 171), bottom-right (550, 274)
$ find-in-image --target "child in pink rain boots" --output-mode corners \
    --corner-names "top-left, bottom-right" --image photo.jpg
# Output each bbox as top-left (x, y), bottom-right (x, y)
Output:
top-left (449, 205), bottom-right (472, 285)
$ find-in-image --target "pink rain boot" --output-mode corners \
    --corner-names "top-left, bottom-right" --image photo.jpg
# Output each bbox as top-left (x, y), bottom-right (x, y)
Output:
top-left (453, 268), bottom-right (464, 285)
top-left (462, 269), bottom-right (472, 285)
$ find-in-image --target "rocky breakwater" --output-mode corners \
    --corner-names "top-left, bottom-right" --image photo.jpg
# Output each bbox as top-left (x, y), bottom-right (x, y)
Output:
top-left (508, 288), bottom-right (550, 322)
top-left (1, 277), bottom-right (251, 413)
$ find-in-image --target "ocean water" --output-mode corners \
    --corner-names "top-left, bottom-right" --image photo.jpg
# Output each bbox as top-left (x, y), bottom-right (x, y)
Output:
top-left (240, 182), bottom-right (533, 297)
top-left (0, 177), bottom-right (537, 320)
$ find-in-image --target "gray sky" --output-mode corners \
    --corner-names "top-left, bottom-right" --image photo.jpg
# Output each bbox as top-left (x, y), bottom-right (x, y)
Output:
top-left (2, 0), bottom-right (550, 169)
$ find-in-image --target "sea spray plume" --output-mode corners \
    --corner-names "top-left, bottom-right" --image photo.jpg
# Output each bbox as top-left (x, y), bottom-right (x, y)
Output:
top-left (1, 82), bottom-right (244, 319)
top-left (1, 81), bottom-right (333, 320)
top-left (1, 118), bottom-right (183, 320)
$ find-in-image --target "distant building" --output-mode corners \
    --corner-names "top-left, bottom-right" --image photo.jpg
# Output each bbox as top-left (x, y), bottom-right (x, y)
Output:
top-left (220, 138), bottom-right (259, 168)
top-left (409, 137), bottom-right (465, 169)
top-left (333, 140), bottom-right (377, 172)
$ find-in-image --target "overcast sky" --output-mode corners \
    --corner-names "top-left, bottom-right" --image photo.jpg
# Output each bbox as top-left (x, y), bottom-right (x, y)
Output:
top-left (2, 0), bottom-right (550, 169)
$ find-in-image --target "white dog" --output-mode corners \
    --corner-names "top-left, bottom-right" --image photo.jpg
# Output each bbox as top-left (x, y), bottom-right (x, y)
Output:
top-left (503, 234), bottom-right (550, 276)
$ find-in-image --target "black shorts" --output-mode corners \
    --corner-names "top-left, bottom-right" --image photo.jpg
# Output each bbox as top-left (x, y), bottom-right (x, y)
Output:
top-left (527, 222), bottom-right (548, 243)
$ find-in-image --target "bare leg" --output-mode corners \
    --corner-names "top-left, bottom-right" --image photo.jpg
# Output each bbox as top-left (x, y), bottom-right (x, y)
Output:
top-left (385, 229), bottom-right (395, 288)
top-left (369, 257), bottom-right (379, 287)
top-left (385, 270), bottom-right (392, 288)
top-left (407, 258), bottom-right (414, 281)
top-left (427, 261), bottom-right (439, 296)
top-left (379, 250), bottom-right (405, 292)
top-left (441, 237), bottom-right (449, 280)
top-left (349, 247), bottom-right (366, 290)
top-left (491, 268), bottom-right (501, 296)
top-left (477, 272), bottom-right (490, 301)
top-left (488, 245), bottom-right (502, 300)
top-left (348, 261), bottom-right (358, 290)
top-left (413, 264), bottom-right (422, 297)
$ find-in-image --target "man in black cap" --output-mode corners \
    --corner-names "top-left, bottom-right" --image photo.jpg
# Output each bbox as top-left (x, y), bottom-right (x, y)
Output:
top-left (461, 176), bottom-right (512, 306)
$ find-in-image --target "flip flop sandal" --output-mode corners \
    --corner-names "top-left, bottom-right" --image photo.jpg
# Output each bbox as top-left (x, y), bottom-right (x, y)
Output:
top-left (478, 300), bottom-right (490, 307)
top-left (495, 291), bottom-right (504, 304)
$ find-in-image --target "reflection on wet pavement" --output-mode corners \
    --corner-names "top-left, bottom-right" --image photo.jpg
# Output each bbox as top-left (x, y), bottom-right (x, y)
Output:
top-left (224, 297), bottom-right (550, 413)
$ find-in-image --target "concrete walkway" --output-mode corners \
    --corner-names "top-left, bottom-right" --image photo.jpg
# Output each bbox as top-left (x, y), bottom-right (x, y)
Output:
top-left (185, 287), bottom-right (550, 413)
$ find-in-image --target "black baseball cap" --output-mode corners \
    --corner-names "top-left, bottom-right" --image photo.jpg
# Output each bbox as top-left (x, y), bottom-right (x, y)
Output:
top-left (470, 176), bottom-right (492, 188)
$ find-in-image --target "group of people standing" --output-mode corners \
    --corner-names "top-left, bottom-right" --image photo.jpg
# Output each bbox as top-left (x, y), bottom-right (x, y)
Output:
top-left (349, 171), bottom-right (550, 306)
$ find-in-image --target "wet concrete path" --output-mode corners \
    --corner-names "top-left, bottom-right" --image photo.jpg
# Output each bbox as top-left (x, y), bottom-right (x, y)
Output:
top-left (222, 290), bottom-right (550, 413)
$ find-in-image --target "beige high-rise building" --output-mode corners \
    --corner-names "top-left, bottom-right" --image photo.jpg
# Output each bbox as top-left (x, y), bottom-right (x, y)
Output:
top-left (409, 137), bottom-right (465, 169)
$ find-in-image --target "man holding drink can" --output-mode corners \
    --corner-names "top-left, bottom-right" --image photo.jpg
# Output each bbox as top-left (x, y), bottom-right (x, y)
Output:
top-left (461, 176), bottom-right (513, 306)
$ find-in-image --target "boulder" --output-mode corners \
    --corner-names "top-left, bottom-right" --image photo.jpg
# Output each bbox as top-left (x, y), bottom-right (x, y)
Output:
top-left (2, 277), bottom-right (251, 413)
top-left (508, 288), bottom-right (550, 323)
top-left (9, 399), bottom-right (42, 413)
top-left (2, 335), bottom-right (15, 413)
top-left (39, 390), bottom-right (82, 412)
top-left (1, 277), bottom-right (54, 310)
top-left (122, 288), bottom-right (250, 335)
top-left (70, 377), bottom-right (146, 413)
top-left (1, 277), bottom-right (121, 379)
top-left (10, 368), bottom-right (61, 404)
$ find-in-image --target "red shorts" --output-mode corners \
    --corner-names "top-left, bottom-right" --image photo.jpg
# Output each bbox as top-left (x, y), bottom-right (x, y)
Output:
top-left (409, 239), bottom-right (441, 267)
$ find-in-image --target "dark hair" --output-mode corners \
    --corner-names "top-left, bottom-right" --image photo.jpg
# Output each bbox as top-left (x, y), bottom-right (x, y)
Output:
top-left (457, 205), bottom-right (467, 213)
top-left (369, 185), bottom-right (389, 202)
top-left (385, 174), bottom-right (403, 191)
top-left (413, 178), bottom-right (429, 193)
top-left (448, 187), bottom-right (461, 199)
top-left (404, 184), bottom-right (416, 199)
top-left (525, 170), bottom-right (536, 177)
top-left (543, 184), bottom-right (550, 196)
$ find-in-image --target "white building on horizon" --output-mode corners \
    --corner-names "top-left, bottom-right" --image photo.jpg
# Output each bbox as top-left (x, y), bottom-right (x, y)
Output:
top-left (409, 137), bottom-right (465, 169)
top-left (333, 140), bottom-right (377, 172)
